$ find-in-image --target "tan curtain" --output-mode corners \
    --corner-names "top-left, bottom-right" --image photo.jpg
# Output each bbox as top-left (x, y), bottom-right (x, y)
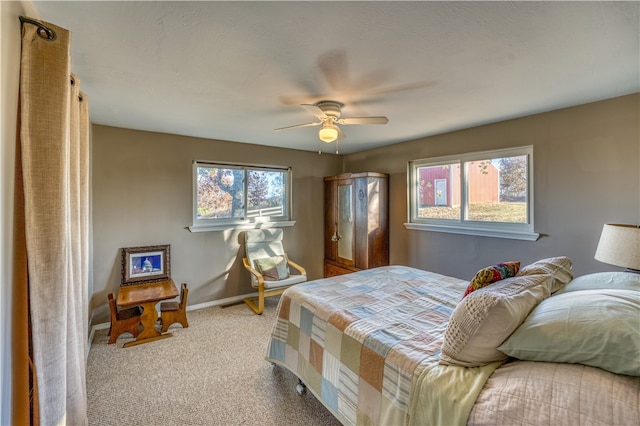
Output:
top-left (15, 17), bottom-right (89, 425)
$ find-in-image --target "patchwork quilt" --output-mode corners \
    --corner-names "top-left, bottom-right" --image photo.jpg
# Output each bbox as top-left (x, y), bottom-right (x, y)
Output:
top-left (265, 265), bottom-right (498, 425)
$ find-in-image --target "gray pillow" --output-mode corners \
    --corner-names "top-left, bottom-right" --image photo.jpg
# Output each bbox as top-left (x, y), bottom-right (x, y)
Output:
top-left (498, 289), bottom-right (640, 376)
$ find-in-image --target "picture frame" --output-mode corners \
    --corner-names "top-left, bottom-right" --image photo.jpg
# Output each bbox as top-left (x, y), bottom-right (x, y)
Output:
top-left (121, 245), bottom-right (170, 285)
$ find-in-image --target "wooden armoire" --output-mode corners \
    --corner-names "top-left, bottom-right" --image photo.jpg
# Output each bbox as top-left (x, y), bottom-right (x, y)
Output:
top-left (324, 172), bottom-right (389, 277)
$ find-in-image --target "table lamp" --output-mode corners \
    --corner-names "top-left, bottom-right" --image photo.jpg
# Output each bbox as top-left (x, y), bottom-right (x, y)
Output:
top-left (594, 223), bottom-right (640, 273)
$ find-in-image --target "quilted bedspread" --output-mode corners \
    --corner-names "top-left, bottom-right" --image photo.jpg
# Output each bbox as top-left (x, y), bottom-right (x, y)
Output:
top-left (265, 265), bottom-right (499, 425)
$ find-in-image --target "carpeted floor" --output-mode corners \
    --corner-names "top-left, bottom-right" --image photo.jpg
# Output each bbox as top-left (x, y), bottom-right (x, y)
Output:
top-left (87, 297), bottom-right (342, 425)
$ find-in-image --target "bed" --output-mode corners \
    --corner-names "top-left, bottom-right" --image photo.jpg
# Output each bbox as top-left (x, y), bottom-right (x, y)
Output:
top-left (265, 259), bottom-right (640, 425)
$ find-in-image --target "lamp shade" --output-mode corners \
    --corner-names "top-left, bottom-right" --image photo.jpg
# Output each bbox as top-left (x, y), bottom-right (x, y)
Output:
top-left (594, 224), bottom-right (640, 271)
top-left (318, 123), bottom-right (338, 143)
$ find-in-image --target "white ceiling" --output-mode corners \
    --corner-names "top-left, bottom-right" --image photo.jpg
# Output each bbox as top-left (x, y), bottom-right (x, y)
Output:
top-left (31, 1), bottom-right (639, 154)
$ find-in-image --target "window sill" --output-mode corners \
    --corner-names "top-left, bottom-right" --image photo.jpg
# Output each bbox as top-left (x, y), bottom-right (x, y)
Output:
top-left (188, 220), bottom-right (296, 233)
top-left (404, 223), bottom-right (540, 241)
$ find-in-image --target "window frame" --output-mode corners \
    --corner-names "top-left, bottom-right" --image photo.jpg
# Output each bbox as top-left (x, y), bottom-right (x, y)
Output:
top-left (189, 161), bottom-right (295, 232)
top-left (405, 146), bottom-right (539, 241)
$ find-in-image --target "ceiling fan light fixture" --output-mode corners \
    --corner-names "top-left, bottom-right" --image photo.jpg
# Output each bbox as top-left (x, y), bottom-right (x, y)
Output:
top-left (318, 123), bottom-right (339, 143)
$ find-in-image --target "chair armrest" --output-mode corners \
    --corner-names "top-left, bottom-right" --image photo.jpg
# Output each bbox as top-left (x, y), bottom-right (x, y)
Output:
top-left (242, 257), bottom-right (265, 286)
top-left (285, 254), bottom-right (307, 276)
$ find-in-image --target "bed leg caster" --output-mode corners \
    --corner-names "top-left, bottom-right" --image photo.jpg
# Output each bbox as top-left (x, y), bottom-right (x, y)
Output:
top-left (296, 379), bottom-right (306, 395)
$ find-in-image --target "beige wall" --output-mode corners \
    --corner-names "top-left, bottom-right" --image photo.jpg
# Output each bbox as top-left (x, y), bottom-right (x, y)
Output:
top-left (344, 94), bottom-right (640, 280)
top-left (91, 125), bottom-right (342, 323)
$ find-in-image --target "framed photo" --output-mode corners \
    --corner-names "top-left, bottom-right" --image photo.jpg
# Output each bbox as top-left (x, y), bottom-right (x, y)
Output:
top-left (121, 245), bottom-right (170, 285)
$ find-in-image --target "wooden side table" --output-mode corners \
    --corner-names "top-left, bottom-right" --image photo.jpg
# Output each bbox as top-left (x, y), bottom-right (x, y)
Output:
top-left (117, 278), bottom-right (179, 347)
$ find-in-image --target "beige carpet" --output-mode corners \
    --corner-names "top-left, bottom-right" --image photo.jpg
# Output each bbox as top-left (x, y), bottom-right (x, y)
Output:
top-left (87, 297), bottom-right (342, 425)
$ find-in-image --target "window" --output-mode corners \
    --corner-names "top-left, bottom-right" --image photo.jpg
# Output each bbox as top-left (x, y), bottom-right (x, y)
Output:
top-left (190, 161), bottom-right (293, 231)
top-left (406, 146), bottom-right (539, 240)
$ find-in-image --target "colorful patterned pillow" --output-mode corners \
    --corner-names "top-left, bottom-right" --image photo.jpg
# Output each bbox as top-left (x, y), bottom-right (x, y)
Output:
top-left (463, 261), bottom-right (520, 298)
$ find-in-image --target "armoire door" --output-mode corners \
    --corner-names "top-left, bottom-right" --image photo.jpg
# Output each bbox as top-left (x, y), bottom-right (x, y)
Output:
top-left (335, 179), bottom-right (355, 267)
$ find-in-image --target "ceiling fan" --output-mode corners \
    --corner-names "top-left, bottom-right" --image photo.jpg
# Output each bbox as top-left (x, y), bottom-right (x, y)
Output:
top-left (275, 100), bottom-right (389, 144)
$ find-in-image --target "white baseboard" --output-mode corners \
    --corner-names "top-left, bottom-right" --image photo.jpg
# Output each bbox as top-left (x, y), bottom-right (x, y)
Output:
top-left (186, 292), bottom-right (258, 311)
top-left (87, 291), bottom-right (259, 353)
top-left (87, 322), bottom-right (110, 356)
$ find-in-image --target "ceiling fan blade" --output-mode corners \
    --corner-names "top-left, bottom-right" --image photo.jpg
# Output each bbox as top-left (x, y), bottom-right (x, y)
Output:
top-left (363, 80), bottom-right (437, 98)
top-left (317, 50), bottom-right (349, 91)
top-left (279, 94), bottom-right (328, 106)
top-left (336, 125), bottom-right (346, 139)
top-left (301, 104), bottom-right (328, 120)
top-left (338, 116), bottom-right (389, 125)
top-left (274, 122), bottom-right (321, 131)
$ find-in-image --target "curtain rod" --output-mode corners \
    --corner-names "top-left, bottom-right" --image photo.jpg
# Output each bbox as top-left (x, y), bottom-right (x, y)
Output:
top-left (19, 16), bottom-right (56, 41)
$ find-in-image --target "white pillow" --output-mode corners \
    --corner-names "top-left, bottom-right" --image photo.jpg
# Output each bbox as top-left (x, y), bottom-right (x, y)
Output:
top-left (499, 289), bottom-right (640, 376)
top-left (517, 256), bottom-right (573, 293)
top-left (440, 274), bottom-right (554, 367)
top-left (554, 271), bottom-right (640, 295)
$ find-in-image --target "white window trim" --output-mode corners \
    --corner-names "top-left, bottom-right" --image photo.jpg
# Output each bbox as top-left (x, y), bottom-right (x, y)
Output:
top-left (188, 220), bottom-right (296, 233)
top-left (405, 146), bottom-right (539, 241)
top-left (189, 161), bottom-right (295, 232)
